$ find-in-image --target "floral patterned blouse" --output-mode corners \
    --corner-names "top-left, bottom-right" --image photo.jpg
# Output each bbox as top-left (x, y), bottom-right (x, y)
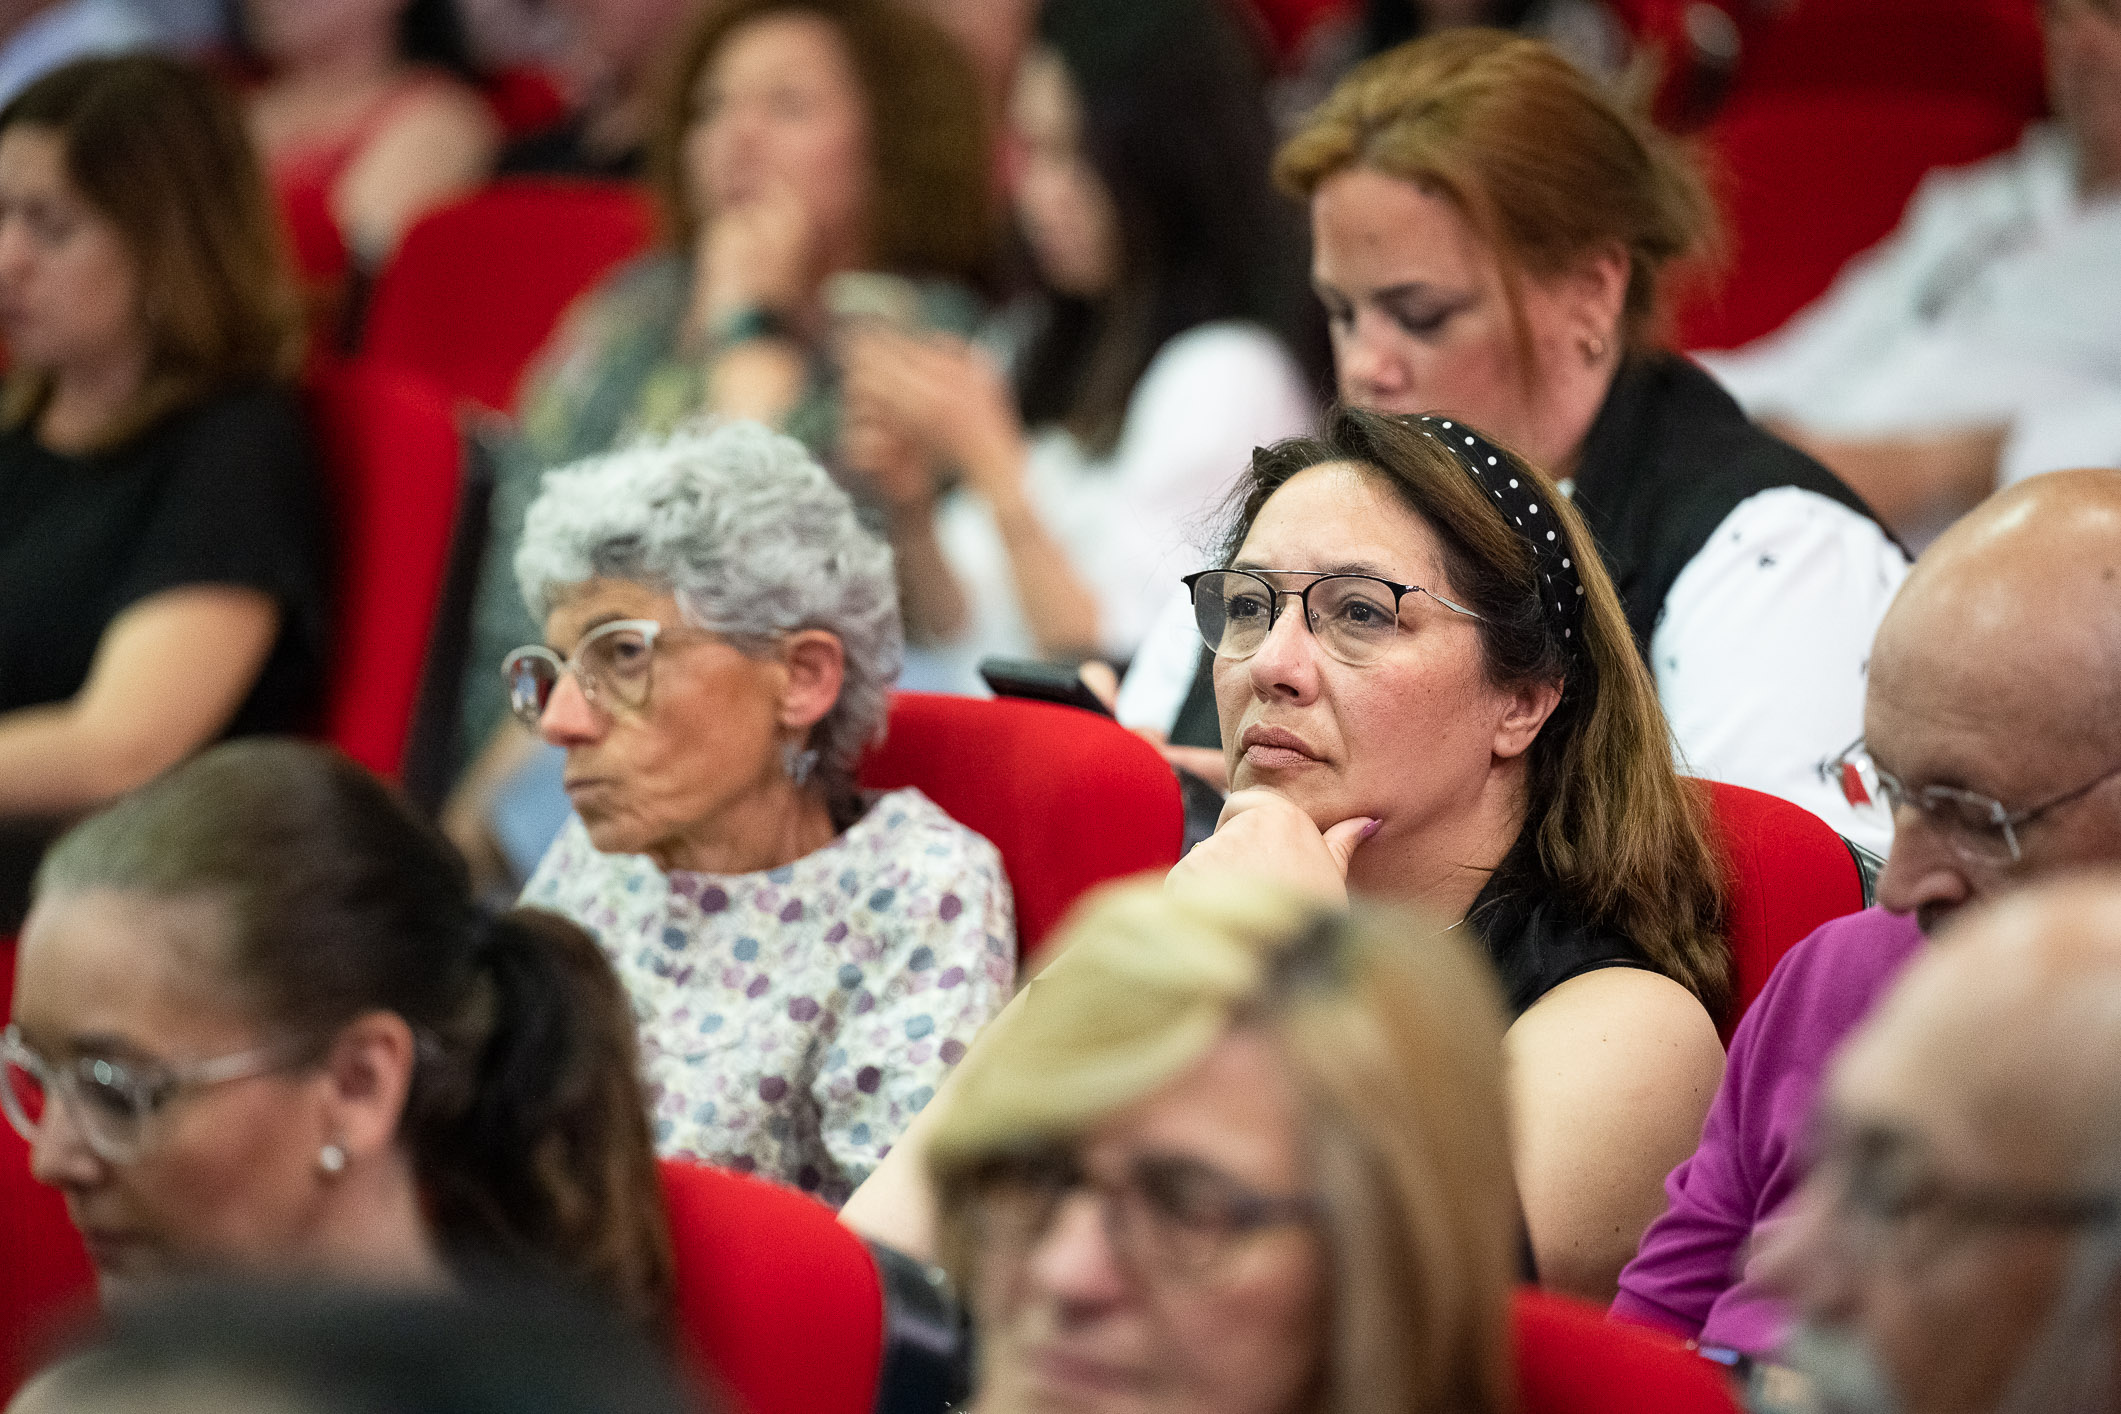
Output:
top-left (521, 787), bottom-right (1015, 1206)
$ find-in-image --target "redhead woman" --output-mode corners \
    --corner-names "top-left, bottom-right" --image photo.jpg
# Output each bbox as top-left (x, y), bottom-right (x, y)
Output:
top-left (0, 57), bottom-right (325, 932)
top-left (929, 878), bottom-right (1520, 1414)
top-left (5, 739), bottom-right (672, 1329)
top-left (1121, 29), bottom-right (1906, 850)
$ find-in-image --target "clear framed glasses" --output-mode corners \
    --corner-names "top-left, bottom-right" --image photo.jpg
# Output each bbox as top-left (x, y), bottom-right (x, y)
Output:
top-left (1820, 738), bottom-right (2121, 865)
top-left (962, 1144), bottom-right (1320, 1284)
top-left (2, 1024), bottom-right (290, 1166)
top-left (502, 618), bottom-right (663, 729)
top-left (1183, 568), bottom-right (1484, 669)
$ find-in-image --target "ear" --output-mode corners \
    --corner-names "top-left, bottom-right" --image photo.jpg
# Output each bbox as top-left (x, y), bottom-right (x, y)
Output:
top-left (1493, 675), bottom-right (1563, 761)
top-left (776, 630), bottom-right (847, 736)
top-left (317, 1010), bottom-right (417, 1164)
top-left (1562, 243), bottom-right (1631, 350)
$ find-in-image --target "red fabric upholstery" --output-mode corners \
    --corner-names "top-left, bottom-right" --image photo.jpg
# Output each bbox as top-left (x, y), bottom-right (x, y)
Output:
top-left (1516, 1287), bottom-right (1741, 1414)
top-left (857, 692), bottom-right (1184, 960)
top-left (363, 180), bottom-right (657, 413)
top-left (1723, 0), bottom-right (2045, 114)
top-left (307, 359), bottom-right (465, 779)
top-left (660, 1159), bottom-right (882, 1414)
top-left (481, 67), bottom-right (570, 139)
top-left (1701, 781), bottom-right (1867, 1041)
top-left (1676, 91), bottom-right (2028, 351)
top-left (0, 939), bottom-right (97, 1404)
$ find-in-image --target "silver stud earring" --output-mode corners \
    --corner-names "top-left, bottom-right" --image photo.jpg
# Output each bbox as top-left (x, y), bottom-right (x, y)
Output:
top-left (318, 1143), bottom-right (347, 1175)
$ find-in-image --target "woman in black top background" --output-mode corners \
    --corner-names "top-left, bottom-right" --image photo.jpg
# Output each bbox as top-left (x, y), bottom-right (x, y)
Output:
top-left (0, 56), bottom-right (328, 929)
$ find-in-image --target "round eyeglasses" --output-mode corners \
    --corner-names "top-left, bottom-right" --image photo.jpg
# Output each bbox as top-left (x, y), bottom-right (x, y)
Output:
top-left (2, 1024), bottom-right (291, 1166)
top-left (502, 618), bottom-right (663, 729)
top-left (1820, 738), bottom-right (2121, 866)
top-left (961, 1144), bottom-right (1320, 1284)
top-left (1183, 568), bottom-right (1484, 669)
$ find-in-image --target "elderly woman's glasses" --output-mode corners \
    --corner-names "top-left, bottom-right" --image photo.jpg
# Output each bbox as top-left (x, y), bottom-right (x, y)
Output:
top-left (1184, 569), bottom-right (1483, 669)
top-left (1820, 738), bottom-right (2121, 865)
top-left (1, 1024), bottom-right (289, 1166)
top-left (502, 619), bottom-right (663, 729)
top-left (964, 1145), bottom-right (1319, 1283)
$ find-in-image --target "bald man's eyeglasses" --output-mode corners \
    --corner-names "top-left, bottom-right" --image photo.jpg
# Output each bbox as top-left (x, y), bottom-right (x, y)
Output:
top-left (1820, 739), bottom-right (2121, 865)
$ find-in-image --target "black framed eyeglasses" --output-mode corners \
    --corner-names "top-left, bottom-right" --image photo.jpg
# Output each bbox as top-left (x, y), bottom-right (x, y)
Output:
top-left (1820, 738), bottom-right (2121, 865)
top-left (1183, 568), bottom-right (1484, 669)
top-left (962, 1144), bottom-right (1321, 1284)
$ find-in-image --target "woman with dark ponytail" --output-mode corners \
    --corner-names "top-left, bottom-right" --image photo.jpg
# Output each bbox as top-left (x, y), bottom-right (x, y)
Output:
top-left (1, 738), bottom-right (672, 1332)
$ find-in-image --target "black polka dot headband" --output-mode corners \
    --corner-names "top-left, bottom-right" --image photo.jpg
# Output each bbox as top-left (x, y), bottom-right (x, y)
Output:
top-left (1409, 415), bottom-right (1587, 652)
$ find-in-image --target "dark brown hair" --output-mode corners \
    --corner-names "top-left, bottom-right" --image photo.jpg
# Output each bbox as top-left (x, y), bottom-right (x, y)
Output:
top-left (36, 740), bottom-right (676, 1334)
top-left (0, 55), bottom-right (303, 446)
top-left (1276, 27), bottom-right (1716, 356)
top-left (1226, 406), bottom-right (1729, 1012)
top-left (648, 0), bottom-right (997, 283)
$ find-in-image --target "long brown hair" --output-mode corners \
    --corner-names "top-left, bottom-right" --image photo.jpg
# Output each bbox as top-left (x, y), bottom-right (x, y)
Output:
top-left (1276, 27), bottom-right (1716, 358)
top-left (932, 879), bottom-right (1520, 1414)
top-left (649, 0), bottom-right (997, 283)
top-left (0, 55), bottom-right (303, 446)
top-left (36, 740), bottom-right (676, 1334)
top-left (1229, 406), bottom-right (1730, 1013)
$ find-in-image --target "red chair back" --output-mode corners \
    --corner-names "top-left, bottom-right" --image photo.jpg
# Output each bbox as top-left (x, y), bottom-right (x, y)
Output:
top-left (858, 693), bottom-right (1184, 960)
top-left (481, 67), bottom-right (569, 139)
top-left (1516, 1288), bottom-right (1740, 1414)
top-left (363, 180), bottom-right (657, 414)
top-left (307, 359), bottom-right (465, 780)
top-left (1701, 781), bottom-right (1867, 1040)
top-left (660, 1160), bottom-right (882, 1414)
top-left (0, 938), bottom-right (97, 1404)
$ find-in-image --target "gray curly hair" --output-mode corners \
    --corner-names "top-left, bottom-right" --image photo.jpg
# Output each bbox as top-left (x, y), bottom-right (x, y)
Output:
top-left (514, 421), bottom-right (902, 799)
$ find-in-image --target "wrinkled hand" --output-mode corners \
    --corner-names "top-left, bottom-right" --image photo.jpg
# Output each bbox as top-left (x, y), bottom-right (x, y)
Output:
top-left (694, 181), bottom-right (814, 328)
top-left (839, 327), bottom-right (1024, 489)
top-left (1165, 789), bottom-right (1374, 906)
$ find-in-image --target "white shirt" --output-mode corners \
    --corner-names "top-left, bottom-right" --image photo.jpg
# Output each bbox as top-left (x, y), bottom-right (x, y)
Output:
top-left (1700, 125), bottom-right (2121, 486)
top-left (1118, 484), bottom-right (1907, 852)
top-left (896, 322), bottom-right (1315, 695)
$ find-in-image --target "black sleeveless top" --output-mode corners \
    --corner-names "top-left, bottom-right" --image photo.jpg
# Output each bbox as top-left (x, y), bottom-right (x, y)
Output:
top-left (1464, 830), bottom-right (1651, 1019)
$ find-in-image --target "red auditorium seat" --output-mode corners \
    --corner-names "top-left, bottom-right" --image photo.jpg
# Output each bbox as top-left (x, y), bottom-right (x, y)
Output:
top-left (481, 67), bottom-right (569, 140)
top-left (363, 180), bottom-right (657, 414)
top-left (661, 1159), bottom-right (883, 1414)
top-left (307, 359), bottom-right (467, 781)
top-left (1677, 91), bottom-right (2029, 351)
top-left (1517, 1288), bottom-right (1741, 1414)
top-left (1701, 781), bottom-right (1867, 1040)
top-left (857, 692), bottom-right (1185, 960)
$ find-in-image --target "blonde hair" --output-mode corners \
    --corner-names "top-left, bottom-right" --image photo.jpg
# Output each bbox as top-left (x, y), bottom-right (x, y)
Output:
top-left (1276, 27), bottom-right (1715, 356)
top-left (930, 878), bottom-right (1519, 1414)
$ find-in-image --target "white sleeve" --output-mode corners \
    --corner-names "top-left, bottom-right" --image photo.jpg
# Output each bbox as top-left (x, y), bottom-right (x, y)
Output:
top-left (1650, 488), bottom-right (1909, 853)
top-left (1114, 585), bottom-right (1206, 733)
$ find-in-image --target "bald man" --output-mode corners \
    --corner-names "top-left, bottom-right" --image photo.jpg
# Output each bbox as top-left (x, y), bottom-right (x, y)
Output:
top-left (1612, 468), bottom-right (2121, 1358)
top-left (1765, 877), bottom-right (2121, 1414)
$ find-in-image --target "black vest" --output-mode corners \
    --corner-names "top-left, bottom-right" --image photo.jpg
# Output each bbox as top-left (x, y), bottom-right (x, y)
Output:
top-left (1568, 353), bottom-right (1884, 654)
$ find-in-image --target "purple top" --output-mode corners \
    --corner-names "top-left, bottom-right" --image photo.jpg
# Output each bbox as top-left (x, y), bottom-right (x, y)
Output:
top-left (1610, 906), bottom-right (1925, 1356)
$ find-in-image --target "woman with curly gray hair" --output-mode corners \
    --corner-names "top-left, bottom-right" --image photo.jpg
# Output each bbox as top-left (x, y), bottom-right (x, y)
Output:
top-left (507, 420), bottom-right (1015, 1206)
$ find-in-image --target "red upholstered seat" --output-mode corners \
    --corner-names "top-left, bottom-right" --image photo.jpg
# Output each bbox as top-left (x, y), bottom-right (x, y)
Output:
top-left (1701, 781), bottom-right (1867, 1041)
top-left (481, 67), bottom-right (569, 140)
top-left (363, 180), bottom-right (657, 414)
top-left (307, 359), bottom-right (466, 780)
top-left (1516, 1287), bottom-right (1741, 1414)
top-left (660, 1159), bottom-right (882, 1414)
top-left (857, 692), bottom-right (1185, 961)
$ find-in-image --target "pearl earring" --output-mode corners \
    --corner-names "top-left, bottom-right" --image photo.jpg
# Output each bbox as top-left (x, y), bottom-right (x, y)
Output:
top-left (318, 1143), bottom-right (347, 1175)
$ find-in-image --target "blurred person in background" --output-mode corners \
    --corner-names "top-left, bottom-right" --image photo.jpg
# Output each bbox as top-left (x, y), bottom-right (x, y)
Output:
top-left (5, 740), bottom-right (674, 1331)
top-left (1119, 29), bottom-right (1904, 850)
top-left (495, 0), bottom-right (699, 180)
top-left (242, 0), bottom-right (498, 277)
top-left (1702, 0), bottom-right (2121, 546)
top-left (447, 0), bottom-right (998, 886)
top-left (839, 0), bottom-right (1322, 694)
top-left (1754, 876), bottom-right (2121, 1414)
top-left (928, 878), bottom-right (1521, 1414)
top-left (0, 55), bottom-right (325, 933)
top-left (509, 423), bottom-right (1013, 1207)
top-left (14, 1282), bottom-right (709, 1414)
top-left (0, 0), bottom-right (158, 108)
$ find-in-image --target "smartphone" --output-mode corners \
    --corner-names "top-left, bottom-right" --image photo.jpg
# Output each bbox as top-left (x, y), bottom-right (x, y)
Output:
top-left (978, 657), bottom-right (1114, 717)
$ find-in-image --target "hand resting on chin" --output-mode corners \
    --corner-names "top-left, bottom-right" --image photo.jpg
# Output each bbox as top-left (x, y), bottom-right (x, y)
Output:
top-left (1165, 788), bottom-right (1375, 906)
